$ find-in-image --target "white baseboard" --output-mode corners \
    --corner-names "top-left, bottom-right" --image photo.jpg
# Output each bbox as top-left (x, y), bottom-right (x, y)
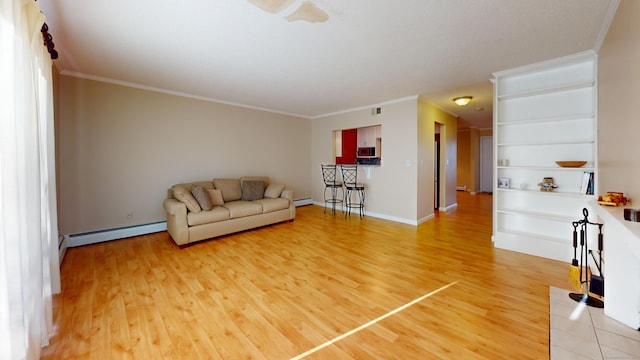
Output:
top-left (293, 197), bottom-right (313, 206)
top-left (310, 201), bottom-right (427, 225)
top-left (439, 203), bottom-right (458, 212)
top-left (371, 211), bottom-right (424, 225)
top-left (416, 213), bottom-right (436, 225)
top-left (66, 221), bottom-right (167, 248)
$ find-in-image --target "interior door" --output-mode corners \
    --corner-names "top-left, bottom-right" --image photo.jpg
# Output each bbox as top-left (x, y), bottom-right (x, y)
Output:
top-left (480, 136), bottom-right (493, 193)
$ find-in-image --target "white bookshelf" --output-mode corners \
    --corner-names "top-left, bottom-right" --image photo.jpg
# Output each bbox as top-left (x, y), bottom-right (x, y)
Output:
top-left (492, 51), bottom-right (598, 262)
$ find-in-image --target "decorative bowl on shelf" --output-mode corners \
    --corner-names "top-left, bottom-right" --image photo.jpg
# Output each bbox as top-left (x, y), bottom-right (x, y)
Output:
top-left (555, 161), bottom-right (587, 168)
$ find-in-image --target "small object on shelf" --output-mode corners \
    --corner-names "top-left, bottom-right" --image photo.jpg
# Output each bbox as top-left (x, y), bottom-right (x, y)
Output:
top-left (498, 178), bottom-right (510, 189)
top-left (556, 161), bottom-right (587, 168)
top-left (580, 172), bottom-right (594, 195)
top-left (623, 208), bottom-right (640, 222)
top-left (537, 177), bottom-right (557, 192)
top-left (597, 192), bottom-right (628, 207)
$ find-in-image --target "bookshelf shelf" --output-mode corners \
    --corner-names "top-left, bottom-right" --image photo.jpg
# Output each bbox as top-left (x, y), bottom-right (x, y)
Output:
top-left (492, 51), bottom-right (598, 262)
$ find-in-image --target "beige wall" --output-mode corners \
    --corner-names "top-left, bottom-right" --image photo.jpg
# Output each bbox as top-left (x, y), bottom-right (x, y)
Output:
top-left (598, 0), bottom-right (640, 201)
top-left (57, 75), bottom-right (311, 235)
top-left (311, 98), bottom-right (421, 223)
top-left (310, 96), bottom-right (458, 224)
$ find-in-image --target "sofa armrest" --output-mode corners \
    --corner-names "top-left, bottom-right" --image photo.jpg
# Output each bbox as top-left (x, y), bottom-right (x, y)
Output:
top-left (163, 198), bottom-right (189, 245)
top-left (280, 189), bottom-right (294, 201)
top-left (164, 198), bottom-right (185, 215)
top-left (280, 188), bottom-right (296, 220)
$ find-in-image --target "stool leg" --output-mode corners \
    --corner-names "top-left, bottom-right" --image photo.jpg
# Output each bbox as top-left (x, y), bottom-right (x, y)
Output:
top-left (344, 189), bottom-right (350, 218)
top-left (331, 186), bottom-right (337, 214)
top-left (325, 186), bottom-right (344, 215)
top-left (359, 188), bottom-right (365, 218)
top-left (323, 187), bottom-right (328, 213)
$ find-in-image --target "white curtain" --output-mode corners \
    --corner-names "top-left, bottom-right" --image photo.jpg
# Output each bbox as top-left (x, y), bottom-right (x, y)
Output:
top-left (0, 0), bottom-right (60, 359)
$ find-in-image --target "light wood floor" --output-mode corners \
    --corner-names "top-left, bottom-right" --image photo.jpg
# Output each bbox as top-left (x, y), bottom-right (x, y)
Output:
top-left (42, 192), bottom-right (570, 359)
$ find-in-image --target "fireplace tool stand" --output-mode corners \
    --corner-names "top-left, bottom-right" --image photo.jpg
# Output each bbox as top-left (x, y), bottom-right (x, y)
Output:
top-left (569, 208), bottom-right (604, 308)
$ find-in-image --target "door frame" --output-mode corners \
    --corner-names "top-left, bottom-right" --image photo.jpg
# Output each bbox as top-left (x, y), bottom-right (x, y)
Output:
top-left (434, 132), bottom-right (440, 209)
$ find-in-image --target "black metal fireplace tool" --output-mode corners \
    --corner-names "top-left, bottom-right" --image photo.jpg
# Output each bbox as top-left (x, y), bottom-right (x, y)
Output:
top-left (569, 208), bottom-right (604, 308)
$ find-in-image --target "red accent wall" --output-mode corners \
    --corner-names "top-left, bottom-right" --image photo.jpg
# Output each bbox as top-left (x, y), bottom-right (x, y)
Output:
top-left (336, 128), bottom-right (357, 165)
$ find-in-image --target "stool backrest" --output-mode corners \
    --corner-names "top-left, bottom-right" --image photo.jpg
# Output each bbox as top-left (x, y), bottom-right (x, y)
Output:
top-left (340, 165), bottom-right (358, 186)
top-left (321, 164), bottom-right (338, 185)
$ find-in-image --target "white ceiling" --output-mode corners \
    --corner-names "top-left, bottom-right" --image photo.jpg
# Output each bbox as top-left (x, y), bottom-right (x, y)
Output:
top-left (39, 0), bottom-right (617, 129)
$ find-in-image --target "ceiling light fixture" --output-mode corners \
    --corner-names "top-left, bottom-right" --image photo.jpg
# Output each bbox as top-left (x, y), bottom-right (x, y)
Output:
top-left (453, 96), bottom-right (473, 106)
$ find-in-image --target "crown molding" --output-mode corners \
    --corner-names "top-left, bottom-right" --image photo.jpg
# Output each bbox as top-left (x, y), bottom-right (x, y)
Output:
top-left (59, 71), bottom-right (309, 119)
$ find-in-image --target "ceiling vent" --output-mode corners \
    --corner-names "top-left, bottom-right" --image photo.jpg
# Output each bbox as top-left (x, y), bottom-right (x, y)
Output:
top-left (372, 107), bottom-right (382, 115)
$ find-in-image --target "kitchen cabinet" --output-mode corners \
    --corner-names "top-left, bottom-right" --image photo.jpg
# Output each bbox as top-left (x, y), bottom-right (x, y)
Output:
top-left (357, 125), bottom-right (380, 148)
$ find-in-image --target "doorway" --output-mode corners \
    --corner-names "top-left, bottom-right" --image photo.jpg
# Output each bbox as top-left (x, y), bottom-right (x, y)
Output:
top-left (480, 136), bottom-right (493, 193)
top-left (434, 124), bottom-right (441, 209)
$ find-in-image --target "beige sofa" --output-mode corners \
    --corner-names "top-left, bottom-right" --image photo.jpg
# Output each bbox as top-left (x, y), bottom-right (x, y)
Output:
top-left (163, 176), bottom-right (295, 246)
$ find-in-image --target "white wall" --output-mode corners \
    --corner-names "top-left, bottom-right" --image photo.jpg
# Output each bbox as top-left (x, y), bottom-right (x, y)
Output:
top-left (597, 0), bottom-right (640, 329)
top-left (598, 0), bottom-right (640, 200)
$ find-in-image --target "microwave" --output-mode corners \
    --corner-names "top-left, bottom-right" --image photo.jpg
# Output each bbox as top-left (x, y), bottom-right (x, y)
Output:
top-left (357, 147), bottom-right (376, 157)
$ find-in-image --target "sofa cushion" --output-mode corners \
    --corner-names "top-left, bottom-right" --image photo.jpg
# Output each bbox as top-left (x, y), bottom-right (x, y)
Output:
top-left (191, 184), bottom-right (212, 211)
top-left (264, 183), bottom-right (285, 198)
top-left (206, 188), bottom-right (225, 206)
top-left (241, 180), bottom-right (265, 201)
top-left (254, 198), bottom-right (290, 213)
top-left (187, 206), bottom-right (230, 226)
top-left (213, 178), bottom-right (242, 202)
top-left (172, 185), bottom-right (201, 213)
top-left (222, 200), bottom-right (263, 218)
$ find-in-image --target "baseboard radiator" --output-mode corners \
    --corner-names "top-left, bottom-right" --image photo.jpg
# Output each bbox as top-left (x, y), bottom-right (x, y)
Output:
top-left (64, 221), bottom-right (167, 248)
top-left (293, 197), bottom-right (313, 206)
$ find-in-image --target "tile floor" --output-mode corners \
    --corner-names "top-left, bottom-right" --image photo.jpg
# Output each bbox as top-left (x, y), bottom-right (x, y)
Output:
top-left (550, 287), bottom-right (640, 359)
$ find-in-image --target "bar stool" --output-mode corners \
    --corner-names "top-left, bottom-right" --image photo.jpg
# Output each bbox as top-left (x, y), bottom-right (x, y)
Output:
top-left (321, 164), bottom-right (343, 214)
top-left (340, 165), bottom-right (365, 218)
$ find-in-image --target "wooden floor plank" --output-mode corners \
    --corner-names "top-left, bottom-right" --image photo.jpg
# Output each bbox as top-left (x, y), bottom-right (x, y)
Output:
top-left (42, 192), bottom-right (570, 359)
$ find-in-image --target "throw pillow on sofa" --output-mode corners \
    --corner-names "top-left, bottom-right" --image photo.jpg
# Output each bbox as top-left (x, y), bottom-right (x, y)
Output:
top-left (172, 185), bottom-right (201, 213)
top-left (213, 178), bottom-right (242, 202)
top-left (241, 180), bottom-right (265, 201)
top-left (191, 184), bottom-right (213, 211)
top-left (206, 188), bottom-right (224, 206)
top-left (264, 183), bottom-right (285, 198)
